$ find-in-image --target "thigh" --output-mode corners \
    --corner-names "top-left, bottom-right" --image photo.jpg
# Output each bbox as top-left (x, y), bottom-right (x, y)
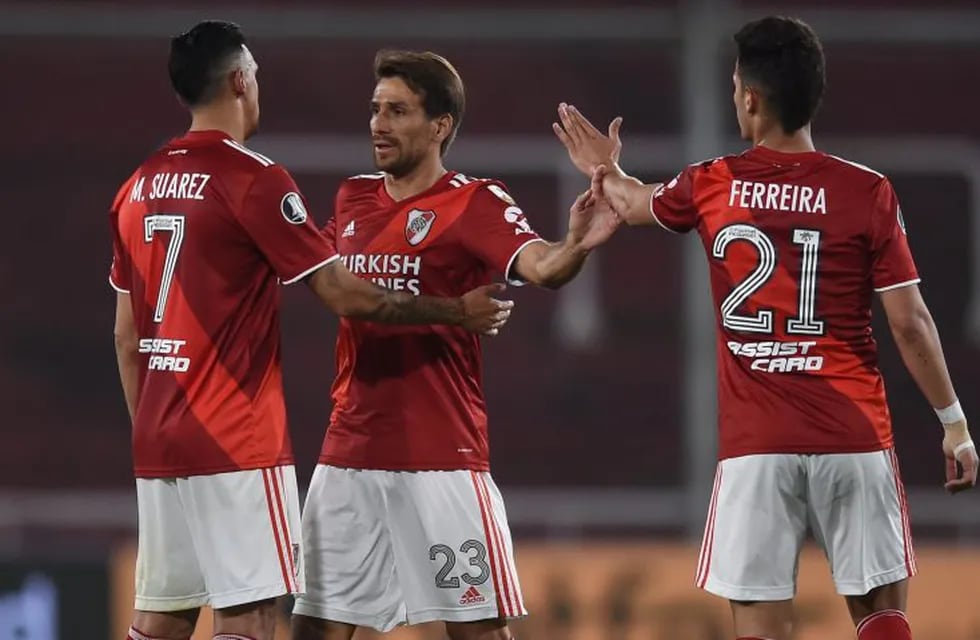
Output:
top-left (180, 465), bottom-right (303, 610)
top-left (292, 465), bottom-right (404, 632)
top-left (389, 470), bottom-right (525, 626)
top-left (697, 454), bottom-right (808, 601)
top-left (807, 449), bottom-right (915, 596)
top-left (135, 477), bottom-right (208, 612)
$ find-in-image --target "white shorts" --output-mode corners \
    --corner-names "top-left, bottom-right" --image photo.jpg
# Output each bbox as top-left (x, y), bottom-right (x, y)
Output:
top-left (696, 449), bottom-right (915, 601)
top-left (293, 465), bottom-right (526, 632)
top-left (135, 465), bottom-right (304, 611)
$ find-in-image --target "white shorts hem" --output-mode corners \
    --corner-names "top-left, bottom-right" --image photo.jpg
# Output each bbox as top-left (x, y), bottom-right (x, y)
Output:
top-left (408, 605), bottom-right (527, 624)
top-left (834, 565), bottom-right (912, 596)
top-left (210, 583), bottom-right (294, 609)
top-left (134, 592), bottom-right (209, 612)
top-left (291, 602), bottom-right (403, 633)
top-left (700, 576), bottom-right (795, 602)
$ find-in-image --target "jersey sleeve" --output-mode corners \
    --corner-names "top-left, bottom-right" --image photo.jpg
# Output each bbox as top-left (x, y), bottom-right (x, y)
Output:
top-left (237, 165), bottom-right (339, 284)
top-left (321, 215), bottom-right (338, 253)
top-left (870, 178), bottom-right (920, 292)
top-left (108, 176), bottom-right (136, 293)
top-left (457, 182), bottom-right (545, 285)
top-left (109, 213), bottom-right (132, 293)
top-left (649, 165), bottom-right (699, 233)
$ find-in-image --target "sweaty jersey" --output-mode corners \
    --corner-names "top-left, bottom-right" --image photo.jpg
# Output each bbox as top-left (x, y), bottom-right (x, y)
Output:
top-left (651, 146), bottom-right (919, 459)
top-left (320, 171), bottom-right (543, 471)
top-left (109, 130), bottom-right (337, 478)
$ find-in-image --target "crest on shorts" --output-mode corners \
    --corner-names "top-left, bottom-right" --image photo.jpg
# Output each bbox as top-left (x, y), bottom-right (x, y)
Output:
top-left (405, 209), bottom-right (436, 246)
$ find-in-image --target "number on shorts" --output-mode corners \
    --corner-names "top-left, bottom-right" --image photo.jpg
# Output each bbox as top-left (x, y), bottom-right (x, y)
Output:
top-left (460, 539), bottom-right (491, 586)
top-left (429, 540), bottom-right (491, 588)
top-left (429, 544), bottom-right (460, 589)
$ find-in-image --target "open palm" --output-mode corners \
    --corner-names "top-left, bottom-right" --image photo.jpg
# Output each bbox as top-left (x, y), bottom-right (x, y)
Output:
top-left (553, 103), bottom-right (623, 177)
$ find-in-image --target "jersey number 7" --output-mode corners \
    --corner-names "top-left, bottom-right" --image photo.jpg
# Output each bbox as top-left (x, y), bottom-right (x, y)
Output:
top-left (144, 214), bottom-right (186, 323)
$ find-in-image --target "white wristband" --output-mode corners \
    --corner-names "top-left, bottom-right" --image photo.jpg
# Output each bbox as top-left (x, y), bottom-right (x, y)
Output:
top-left (935, 400), bottom-right (966, 426)
top-left (953, 440), bottom-right (975, 457)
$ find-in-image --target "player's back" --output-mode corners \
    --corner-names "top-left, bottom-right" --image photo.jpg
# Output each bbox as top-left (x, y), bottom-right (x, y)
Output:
top-left (654, 146), bottom-right (919, 459)
top-left (109, 130), bottom-right (333, 477)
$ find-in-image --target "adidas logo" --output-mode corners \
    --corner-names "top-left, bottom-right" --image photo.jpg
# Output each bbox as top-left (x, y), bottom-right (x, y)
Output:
top-left (341, 220), bottom-right (356, 238)
top-left (458, 585), bottom-right (486, 606)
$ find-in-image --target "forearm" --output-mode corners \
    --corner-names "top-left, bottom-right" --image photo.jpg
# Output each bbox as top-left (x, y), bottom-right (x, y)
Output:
top-left (309, 262), bottom-right (464, 325)
top-left (604, 166), bottom-right (659, 226)
top-left (523, 237), bottom-right (590, 289)
top-left (890, 309), bottom-right (957, 410)
top-left (114, 340), bottom-right (140, 421)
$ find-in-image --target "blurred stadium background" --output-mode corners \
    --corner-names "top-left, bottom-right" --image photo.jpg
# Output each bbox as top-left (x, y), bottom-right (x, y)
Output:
top-left (2, 0), bottom-right (980, 637)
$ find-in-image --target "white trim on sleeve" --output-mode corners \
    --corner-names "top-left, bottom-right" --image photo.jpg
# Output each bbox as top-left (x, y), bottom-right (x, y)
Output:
top-left (504, 238), bottom-right (547, 286)
top-left (874, 278), bottom-right (921, 293)
top-left (109, 274), bottom-right (131, 294)
top-left (648, 186), bottom-right (682, 235)
top-left (282, 254), bottom-right (340, 285)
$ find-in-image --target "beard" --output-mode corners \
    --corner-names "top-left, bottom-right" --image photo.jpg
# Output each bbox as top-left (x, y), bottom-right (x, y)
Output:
top-left (373, 144), bottom-right (423, 178)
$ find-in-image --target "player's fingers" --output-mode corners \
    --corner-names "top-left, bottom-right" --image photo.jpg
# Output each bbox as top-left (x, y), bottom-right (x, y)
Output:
top-left (946, 476), bottom-right (974, 494)
top-left (958, 447), bottom-right (979, 487)
top-left (559, 103), bottom-right (585, 146)
top-left (609, 116), bottom-right (624, 143)
top-left (491, 298), bottom-right (515, 311)
top-left (568, 105), bottom-right (602, 138)
top-left (552, 122), bottom-right (574, 150)
top-left (482, 282), bottom-right (507, 295)
top-left (591, 164), bottom-right (607, 196)
top-left (946, 455), bottom-right (959, 484)
top-left (482, 327), bottom-right (499, 337)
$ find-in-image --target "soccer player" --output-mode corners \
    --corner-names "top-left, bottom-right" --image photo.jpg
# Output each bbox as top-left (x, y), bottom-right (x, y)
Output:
top-left (290, 51), bottom-right (619, 640)
top-left (110, 23), bottom-right (512, 640)
top-left (553, 16), bottom-right (977, 640)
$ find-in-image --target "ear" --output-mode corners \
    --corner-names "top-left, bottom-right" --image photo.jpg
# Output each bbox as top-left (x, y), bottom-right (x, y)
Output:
top-left (745, 86), bottom-right (761, 116)
top-left (432, 114), bottom-right (453, 145)
top-left (230, 68), bottom-right (247, 98)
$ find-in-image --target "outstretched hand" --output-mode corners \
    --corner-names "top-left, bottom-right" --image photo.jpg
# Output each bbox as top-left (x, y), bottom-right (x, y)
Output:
top-left (553, 103), bottom-right (623, 177)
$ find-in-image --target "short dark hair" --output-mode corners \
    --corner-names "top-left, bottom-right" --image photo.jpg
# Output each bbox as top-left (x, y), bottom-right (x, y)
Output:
top-left (374, 50), bottom-right (466, 155)
top-left (169, 21), bottom-right (247, 108)
top-left (734, 16), bottom-right (825, 134)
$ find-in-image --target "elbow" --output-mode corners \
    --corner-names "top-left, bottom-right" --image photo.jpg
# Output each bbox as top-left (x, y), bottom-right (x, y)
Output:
top-left (889, 306), bottom-right (934, 345)
top-left (114, 329), bottom-right (138, 355)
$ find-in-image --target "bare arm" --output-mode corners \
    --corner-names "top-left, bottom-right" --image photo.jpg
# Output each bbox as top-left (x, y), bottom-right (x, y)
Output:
top-left (512, 239), bottom-right (589, 290)
top-left (512, 172), bottom-right (621, 289)
top-left (600, 166), bottom-right (661, 227)
top-left (880, 285), bottom-right (956, 408)
top-left (880, 284), bottom-right (976, 492)
top-left (306, 259), bottom-right (512, 334)
top-left (113, 292), bottom-right (140, 422)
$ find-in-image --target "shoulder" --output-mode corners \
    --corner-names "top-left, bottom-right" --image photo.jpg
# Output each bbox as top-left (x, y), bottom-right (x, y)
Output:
top-left (449, 174), bottom-right (516, 208)
top-left (821, 153), bottom-right (890, 192)
top-left (336, 172), bottom-right (384, 205)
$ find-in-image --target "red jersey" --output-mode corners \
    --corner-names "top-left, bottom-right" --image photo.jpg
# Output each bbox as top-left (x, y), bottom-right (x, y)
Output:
top-left (320, 171), bottom-right (543, 471)
top-left (650, 146), bottom-right (919, 459)
top-left (108, 130), bottom-right (337, 478)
